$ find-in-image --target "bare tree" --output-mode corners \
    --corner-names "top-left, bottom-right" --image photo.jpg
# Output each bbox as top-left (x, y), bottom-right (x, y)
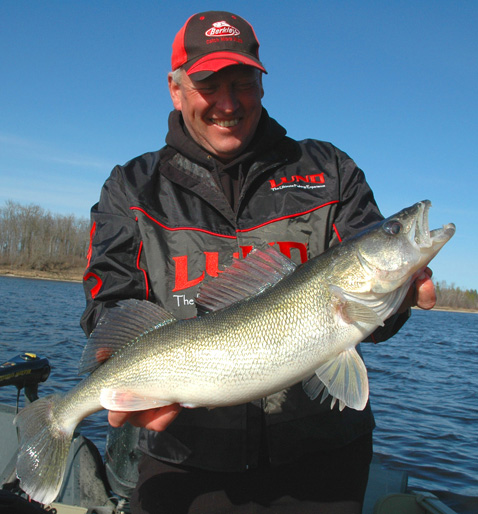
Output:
top-left (0, 200), bottom-right (90, 270)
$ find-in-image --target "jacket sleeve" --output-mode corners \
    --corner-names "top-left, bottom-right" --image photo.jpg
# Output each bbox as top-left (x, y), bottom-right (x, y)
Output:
top-left (331, 147), bottom-right (410, 343)
top-left (330, 149), bottom-right (382, 243)
top-left (80, 166), bottom-right (150, 337)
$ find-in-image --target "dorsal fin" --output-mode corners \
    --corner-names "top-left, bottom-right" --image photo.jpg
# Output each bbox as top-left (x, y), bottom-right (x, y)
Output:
top-left (79, 299), bottom-right (176, 374)
top-left (196, 246), bottom-right (297, 313)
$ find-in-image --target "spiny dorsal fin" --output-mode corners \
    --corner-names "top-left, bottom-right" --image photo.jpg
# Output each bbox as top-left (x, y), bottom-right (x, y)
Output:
top-left (196, 246), bottom-right (297, 313)
top-left (79, 299), bottom-right (176, 374)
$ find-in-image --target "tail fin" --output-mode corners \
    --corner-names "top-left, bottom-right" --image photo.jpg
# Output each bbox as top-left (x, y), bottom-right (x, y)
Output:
top-left (13, 394), bottom-right (74, 505)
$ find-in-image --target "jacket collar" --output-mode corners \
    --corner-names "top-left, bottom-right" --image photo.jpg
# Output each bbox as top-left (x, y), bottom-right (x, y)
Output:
top-left (162, 109), bottom-right (288, 223)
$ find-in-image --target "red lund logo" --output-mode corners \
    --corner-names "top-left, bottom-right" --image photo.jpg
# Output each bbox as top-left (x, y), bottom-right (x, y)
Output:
top-left (172, 242), bottom-right (308, 292)
top-left (269, 173), bottom-right (325, 189)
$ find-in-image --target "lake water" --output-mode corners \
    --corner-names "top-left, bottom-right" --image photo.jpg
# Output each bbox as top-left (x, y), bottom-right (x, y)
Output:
top-left (0, 276), bottom-right (476, 513)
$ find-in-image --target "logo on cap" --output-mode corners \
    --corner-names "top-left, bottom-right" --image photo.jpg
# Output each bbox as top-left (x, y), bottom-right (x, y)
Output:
top-left (205, 21), bottom-right (241, 37)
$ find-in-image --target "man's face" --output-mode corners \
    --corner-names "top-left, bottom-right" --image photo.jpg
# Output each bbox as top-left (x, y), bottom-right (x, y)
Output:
top-left (168, 66), bottom-right (264, 162)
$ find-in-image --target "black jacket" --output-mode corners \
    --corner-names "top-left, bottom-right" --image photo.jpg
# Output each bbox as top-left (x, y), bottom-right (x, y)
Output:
top-left (81, 109), bottom-right (408, 471)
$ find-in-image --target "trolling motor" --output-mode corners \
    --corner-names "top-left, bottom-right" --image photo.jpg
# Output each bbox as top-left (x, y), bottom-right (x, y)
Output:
top-left (0, 353), bottom-right (50, 403)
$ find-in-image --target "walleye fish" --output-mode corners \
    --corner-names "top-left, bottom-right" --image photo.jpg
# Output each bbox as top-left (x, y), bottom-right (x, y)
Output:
top-left (14, 200), bottom-right (455, 505)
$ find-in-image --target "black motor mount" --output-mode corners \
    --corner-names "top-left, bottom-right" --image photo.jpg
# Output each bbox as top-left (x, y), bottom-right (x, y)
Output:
top-left (0, 353), bottom-right (50, 402)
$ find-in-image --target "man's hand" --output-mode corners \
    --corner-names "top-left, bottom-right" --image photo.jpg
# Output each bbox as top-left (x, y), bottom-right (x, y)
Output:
top-left (399, 267), bottom-right (436, 312)
top-left (108, 403), bottom-right (182, 432)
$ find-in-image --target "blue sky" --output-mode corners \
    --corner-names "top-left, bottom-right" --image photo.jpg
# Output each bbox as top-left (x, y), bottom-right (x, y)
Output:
top-left (1, 1), bottom-right (476, 291)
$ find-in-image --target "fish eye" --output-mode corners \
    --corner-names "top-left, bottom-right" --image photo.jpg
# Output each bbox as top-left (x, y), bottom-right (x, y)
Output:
top-left (383, 220), bottom-right (402, 235)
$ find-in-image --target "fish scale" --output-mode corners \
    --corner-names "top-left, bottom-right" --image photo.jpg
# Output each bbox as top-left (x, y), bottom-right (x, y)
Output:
top-left (13, 200), bottom-right (455, 505)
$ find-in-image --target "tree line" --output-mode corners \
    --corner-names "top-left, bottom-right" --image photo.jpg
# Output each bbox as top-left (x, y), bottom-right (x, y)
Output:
top-left (0, 200), bottom-right (90, 270)
top-left (435, 281), bottom-right (478, 311)
top-left (0, 200), bottom-right (476, 311)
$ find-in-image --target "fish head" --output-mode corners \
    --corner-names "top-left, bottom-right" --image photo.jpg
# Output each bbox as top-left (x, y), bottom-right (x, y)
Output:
top-left (353, 200), bottom-right (455, 293)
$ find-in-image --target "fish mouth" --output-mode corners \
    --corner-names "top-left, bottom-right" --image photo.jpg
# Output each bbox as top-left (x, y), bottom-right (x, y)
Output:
top-left (356, 200), bottom-right (455, 293)
top-left (413, 200), bottom-right (456, 251)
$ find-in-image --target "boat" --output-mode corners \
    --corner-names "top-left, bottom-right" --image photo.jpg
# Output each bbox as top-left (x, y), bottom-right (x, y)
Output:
top-left (0, 352), bottom-right (459, 514)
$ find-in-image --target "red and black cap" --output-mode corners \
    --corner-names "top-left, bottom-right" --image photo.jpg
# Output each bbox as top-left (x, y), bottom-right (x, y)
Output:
top-left (171, 11), bottom-right (267, 80)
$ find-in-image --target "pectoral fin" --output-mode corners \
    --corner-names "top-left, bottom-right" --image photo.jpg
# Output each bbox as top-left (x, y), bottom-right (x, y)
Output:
top-left (302, 347), bottom-right (369, 411)
top-left (341, 301), bottom-right (384, 326)
top-left (329, 285), bottom-right (385, 326)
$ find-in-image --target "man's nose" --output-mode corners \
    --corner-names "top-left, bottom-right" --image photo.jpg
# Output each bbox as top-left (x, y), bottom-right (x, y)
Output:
top-left (215, 86), bottom-right (239, 112)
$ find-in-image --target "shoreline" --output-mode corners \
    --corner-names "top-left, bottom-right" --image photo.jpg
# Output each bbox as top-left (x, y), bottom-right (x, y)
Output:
top-left (0, 267), bottom-right (83, 284)
top-left (414, 306), bottom-right (478, 314)
top-left (1, 268), bottom-right (477, 314)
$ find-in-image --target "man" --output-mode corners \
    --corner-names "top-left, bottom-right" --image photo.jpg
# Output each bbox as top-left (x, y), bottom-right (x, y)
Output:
top-left (82, 11), bottom-right (435, 514)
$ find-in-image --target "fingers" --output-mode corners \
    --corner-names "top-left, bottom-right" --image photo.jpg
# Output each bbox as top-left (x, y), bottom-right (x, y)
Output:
top-left (108, 403), bottom-right (183, 432)
top-left (423, 267), bottom-right (433, 278)
top-left (139, 404), bottom-right (182, 431)
top-left (415, 271), bottom-right (436, 310)
top-left (108, 410), bottom-right (133, 427)
top-left (397, 267), bottom-right (436, 313)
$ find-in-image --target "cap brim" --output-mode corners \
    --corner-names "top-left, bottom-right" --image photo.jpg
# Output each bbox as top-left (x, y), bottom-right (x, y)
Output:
top-left (185, 51), bottom-right (267, 80)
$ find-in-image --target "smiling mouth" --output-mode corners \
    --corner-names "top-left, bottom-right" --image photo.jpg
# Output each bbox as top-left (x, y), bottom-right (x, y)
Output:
top-left (211, 119), bottom-right (240, 128)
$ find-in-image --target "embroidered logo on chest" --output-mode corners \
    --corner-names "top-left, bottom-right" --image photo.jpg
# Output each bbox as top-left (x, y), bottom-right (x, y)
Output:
top-left (269, 173), bottom-right (325, 190)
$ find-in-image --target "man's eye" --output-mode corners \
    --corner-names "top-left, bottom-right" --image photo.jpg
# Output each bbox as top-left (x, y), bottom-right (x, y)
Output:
top-left (197, 87), bottom-right (216, 94)
top-left (235, 81), bottom-right (256, 91)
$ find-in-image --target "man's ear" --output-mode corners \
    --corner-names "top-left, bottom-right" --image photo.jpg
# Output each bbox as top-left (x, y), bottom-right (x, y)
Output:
top-left (259, 72), bottom-right (264, 100)
top-left (168, 72), bottom-right (182, 111)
